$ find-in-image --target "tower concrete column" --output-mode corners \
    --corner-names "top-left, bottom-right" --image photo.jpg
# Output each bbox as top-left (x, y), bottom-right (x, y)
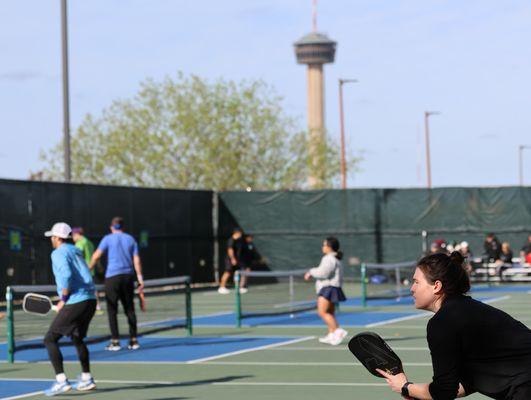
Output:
top-left (294, 32), bottom-right (336, 188)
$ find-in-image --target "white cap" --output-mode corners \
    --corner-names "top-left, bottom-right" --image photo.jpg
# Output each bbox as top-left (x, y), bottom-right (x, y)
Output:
top-left (44, 222), bottom-right (72, 239)
top-left (460, 241), bottom-right (469, 248)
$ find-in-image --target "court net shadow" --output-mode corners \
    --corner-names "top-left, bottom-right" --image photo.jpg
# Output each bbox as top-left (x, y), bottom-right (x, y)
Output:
top-left (93, 375), bottom-right (253, 395)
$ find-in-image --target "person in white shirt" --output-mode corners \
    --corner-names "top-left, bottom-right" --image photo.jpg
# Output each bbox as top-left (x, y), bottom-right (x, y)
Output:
top-left (304, 237), bottom-right (348, 346)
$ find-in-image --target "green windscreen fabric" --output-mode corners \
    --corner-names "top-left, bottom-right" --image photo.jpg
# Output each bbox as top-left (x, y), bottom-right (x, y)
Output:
top-left (219, 187), bottom-right (531, 271)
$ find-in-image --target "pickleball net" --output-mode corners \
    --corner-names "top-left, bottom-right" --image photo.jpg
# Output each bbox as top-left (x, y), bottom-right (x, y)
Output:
top-left (5, 275), bottom-right (192, 362)
top-left (360, 261), bottom-right (416, 306)
top-left (234, 269), bottom-right (316, 327)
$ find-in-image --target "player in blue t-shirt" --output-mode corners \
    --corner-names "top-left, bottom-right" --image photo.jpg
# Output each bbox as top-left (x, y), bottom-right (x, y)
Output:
top-left (43, 222), bottom-right (97, 396)
top-left (90, 216), bottom-right (144, 351)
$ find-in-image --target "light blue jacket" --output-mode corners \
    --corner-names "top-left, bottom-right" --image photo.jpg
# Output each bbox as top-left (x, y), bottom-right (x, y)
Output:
top-left (51, 243), bottom-right (96, 304)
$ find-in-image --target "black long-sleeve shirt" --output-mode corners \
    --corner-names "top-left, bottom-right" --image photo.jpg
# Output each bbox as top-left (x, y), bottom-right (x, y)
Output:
top-left (427, 295), bottom-right (531, 400)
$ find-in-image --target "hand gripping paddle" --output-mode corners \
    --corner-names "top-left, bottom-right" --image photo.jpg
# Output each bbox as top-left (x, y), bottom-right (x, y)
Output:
top-left (22, 293), bottom-right (58, 315)
top-left (348, 331), bottom-right (404, 377)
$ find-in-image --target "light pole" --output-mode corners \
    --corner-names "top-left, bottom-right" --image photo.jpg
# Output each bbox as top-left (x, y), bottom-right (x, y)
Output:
top-left (338, 79), bottom-right (357, 189)
top-left (519, 145), bottom-right (531, 186)
top-left (424, 111), bottom-right (440, 188)
top-left (61, 0), bottom-right (71, 182)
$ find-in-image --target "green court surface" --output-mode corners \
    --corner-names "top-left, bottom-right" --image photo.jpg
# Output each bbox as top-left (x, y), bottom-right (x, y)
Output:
top-left (1, 283), bottom-right (529, 399)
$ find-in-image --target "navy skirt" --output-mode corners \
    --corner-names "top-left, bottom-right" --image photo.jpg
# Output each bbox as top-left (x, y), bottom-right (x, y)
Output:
top-left (318, 286), bottom-right (347, 303)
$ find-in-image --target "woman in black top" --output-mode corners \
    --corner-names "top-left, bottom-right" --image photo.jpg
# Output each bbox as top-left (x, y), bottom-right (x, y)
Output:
top-left (377, 252), bottom-right (531, 400)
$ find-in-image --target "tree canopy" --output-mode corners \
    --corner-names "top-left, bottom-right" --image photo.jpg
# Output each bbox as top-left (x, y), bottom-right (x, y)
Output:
top-left (41, 73), bottom-right (358, 190)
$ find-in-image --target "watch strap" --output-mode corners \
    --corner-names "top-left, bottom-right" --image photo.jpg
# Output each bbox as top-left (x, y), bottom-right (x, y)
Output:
top-left (401, 381), bottom-right (413, 397)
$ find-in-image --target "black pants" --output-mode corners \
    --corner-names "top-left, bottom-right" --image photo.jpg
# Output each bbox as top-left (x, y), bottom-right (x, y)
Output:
top-left (105, 274), bottom-right (137, 340)
top-left (511, 383), bottom-right (531, 400)
top-left (44, 299), bottom-right (96, 375)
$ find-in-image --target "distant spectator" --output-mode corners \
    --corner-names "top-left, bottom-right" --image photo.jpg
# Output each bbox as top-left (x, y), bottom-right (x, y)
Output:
top-left (458, 241), bottom-right (474, 274)
top-left (498, 241), bottom-right (514, 280)
top-left (430, 239), bottom-right (448, 255)
top-left (520, 235), bottom-right (531, 265)
top-left (500, 242), bottom-right (514, 265)
top-left (483, 233), bottom-right (502, 263)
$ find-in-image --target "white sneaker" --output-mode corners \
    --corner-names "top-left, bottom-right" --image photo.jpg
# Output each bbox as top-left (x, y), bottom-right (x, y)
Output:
top-left (75, 376), bottom-right (96, 391)
top-left (239, 287), bottom-right (248, 294)
top-left (218, 287), bottom-right (230, 294)
top-left (318, 333), bottom-right (334, 344)
top-left (330, 328), bottom-right (348, 346)
top-left (104, 341), bottom-right (121, 351)
top-left (45, 380), bottom-right (72, 396)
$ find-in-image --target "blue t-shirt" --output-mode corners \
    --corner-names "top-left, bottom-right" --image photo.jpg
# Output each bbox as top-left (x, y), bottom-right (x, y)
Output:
top-left (97, 232), bottom-right (139, 278)
top-left (51, 243), bottom-right (96, 305)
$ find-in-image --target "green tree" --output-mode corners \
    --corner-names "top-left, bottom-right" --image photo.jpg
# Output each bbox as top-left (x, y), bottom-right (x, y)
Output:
top-left (41, 73), bottom-right (358, 190)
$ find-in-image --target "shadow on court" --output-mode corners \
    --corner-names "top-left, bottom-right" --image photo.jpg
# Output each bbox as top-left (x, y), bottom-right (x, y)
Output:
top-left (94, 375), bottom-right (253, 395)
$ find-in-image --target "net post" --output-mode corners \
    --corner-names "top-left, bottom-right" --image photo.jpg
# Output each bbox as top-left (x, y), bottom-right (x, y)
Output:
top-left (185, 278), bottom-right (193, 336)
top-left (235, 271), bottom-right (241, 328)
top-left (394, 266), bottom-right (401, 300)
top-left (361, 263), bottom-right (367, 308)
top-left (6, 286), bottom-right (15, 363)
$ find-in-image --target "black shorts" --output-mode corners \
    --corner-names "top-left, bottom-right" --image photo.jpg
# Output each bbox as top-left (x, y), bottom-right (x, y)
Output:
top-left (224, 257), bottom-right (244, 272)
top-left (47, 299), bottom-right (97, 339)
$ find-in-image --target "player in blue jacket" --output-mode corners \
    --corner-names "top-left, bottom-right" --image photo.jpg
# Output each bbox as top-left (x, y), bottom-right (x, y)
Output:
top-left (43, 222), bottom-right (97, 396)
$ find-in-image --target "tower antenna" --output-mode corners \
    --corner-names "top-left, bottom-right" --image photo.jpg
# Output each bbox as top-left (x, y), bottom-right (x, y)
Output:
top-left (312, 0), bottom-right (317, 32)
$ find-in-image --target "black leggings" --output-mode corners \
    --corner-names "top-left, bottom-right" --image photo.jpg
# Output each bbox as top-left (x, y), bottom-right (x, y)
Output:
top-left (105, 274), bottom-right (137, 340)
top-left (44, 299), bottom-right (96, 375)
top-left (511, 383), bottom-right (531, 400)
top-left (44, 332), bottom-right (90, 374)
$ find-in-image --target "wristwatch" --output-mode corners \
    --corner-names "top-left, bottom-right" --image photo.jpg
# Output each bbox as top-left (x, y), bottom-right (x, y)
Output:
top-left (401, 381), bottom-right (413, 398)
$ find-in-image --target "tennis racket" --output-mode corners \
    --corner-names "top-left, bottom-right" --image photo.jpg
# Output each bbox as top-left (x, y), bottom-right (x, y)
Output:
top-left (348, 331), bottom-right (404, 377)
top-left (22, 293), bottom-right (58, 315)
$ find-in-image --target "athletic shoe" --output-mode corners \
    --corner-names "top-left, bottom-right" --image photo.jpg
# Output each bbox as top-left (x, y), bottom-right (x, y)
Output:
top-left (75, 376), bottom-right (96, 391)
top-left (318, 333), bottom-right (334, 344)
top-left (239, 287), bottom-right (248, 294)
top-left (217, 287), bottom-right (230, 294)
top-left (128, 340), bottom-right (140, 350)
top-left (45, 380), bottom-right (72, 396)
top-left (104, 341), bottom-right (121, 351)
top-left (330, 328), bottom-right (348, 346)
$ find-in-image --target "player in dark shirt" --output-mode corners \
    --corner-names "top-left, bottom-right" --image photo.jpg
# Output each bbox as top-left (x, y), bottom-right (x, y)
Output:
top-left (218, 228), bottom-right (245, 294)
top-left (483, 233), bottom-right (502, 262)
top-left (238, 234), bottom-right (261, 293)
top-left (378, 252), bottom-right (531, 400)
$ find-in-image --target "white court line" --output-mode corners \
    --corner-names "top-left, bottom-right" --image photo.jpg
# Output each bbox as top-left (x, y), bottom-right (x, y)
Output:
top-left (0, 377), bottom-right (174, 385)
top-left (212, 381), bottom-right (388, 387)
top-left (365, 312), bottom-right (431, 327)
top-left (267, 346), bottom-right (429, 351)
top-left (200, 361), bottom-right (431, 366)
top-left (187, 336), bottom-right (315, 364)
top-left (481, 295), bottom-right (511, 304)
top-left (1, 391), bottom-right (44, 400)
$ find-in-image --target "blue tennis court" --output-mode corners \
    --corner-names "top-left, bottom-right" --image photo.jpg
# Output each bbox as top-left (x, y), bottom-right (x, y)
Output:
top-left (0, 379), bottom-right (51, 399)
top-left (0, 336), bottom-right (303, 363)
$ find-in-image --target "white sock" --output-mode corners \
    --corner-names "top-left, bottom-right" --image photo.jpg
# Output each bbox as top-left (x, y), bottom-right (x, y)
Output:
top-left (81, 372), bottom-right (92, 381)
top-left (56, 373), bottom-right (67, 383)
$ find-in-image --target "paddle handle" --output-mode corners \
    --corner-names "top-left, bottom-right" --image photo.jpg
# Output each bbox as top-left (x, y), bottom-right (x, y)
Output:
top-left (51, 305), bottom-right (58, 312)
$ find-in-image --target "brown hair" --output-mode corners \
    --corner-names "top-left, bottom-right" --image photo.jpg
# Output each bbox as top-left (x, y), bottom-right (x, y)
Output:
top-left (111, 216), bottom-right (124, 228)
top-left (417, 251), bottom-right (470, 297)
top-left (325, 237), bottom-right (343, 260)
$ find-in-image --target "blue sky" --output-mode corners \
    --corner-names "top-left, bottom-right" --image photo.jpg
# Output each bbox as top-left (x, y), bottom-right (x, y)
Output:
top-left (1, 0), bottom-right (530, 188)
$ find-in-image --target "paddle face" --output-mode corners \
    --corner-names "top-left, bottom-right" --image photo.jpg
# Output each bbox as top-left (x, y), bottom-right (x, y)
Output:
top-left (348, 332), bottom-right (403, 378)
top-left (23, 293), bottom-right (57, 315)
